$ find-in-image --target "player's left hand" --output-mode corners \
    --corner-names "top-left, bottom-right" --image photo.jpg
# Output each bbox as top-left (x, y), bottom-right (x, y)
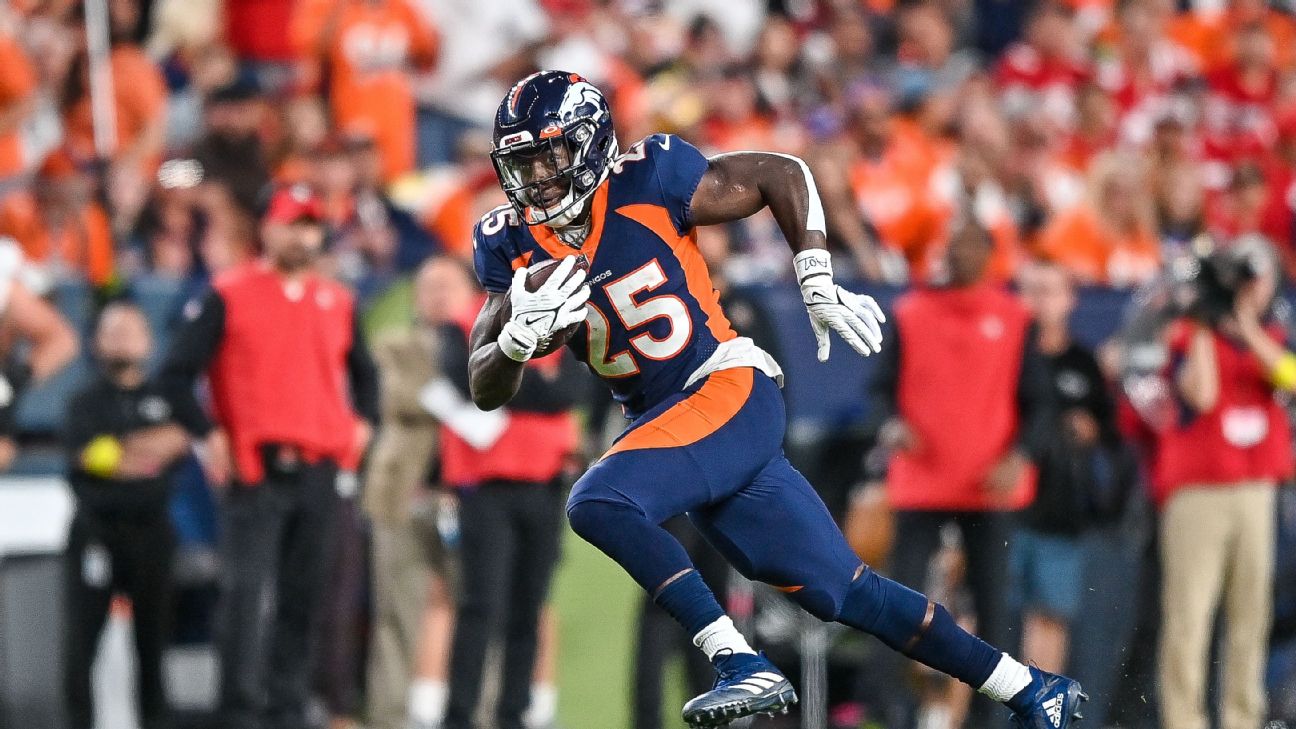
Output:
top-left (794, 250), bottom-right (885, 361)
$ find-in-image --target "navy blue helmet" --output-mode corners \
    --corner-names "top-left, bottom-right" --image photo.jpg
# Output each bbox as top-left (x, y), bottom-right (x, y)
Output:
top-left (491, 71), bottom-right (618, 227)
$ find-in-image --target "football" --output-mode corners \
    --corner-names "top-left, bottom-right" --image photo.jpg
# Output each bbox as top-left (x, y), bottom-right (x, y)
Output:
top-left (500, 254), bottom-right (590, 358)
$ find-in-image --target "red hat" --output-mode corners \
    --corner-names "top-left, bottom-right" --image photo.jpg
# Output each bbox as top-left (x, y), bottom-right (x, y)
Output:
top-left (263, 184), bottom-right (324, 224)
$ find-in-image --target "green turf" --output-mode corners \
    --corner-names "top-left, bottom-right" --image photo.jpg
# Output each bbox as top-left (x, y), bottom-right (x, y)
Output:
top-left (552, 529), bottom-right (694, 729)
top-left (552, 528), bottom-right (639, 728)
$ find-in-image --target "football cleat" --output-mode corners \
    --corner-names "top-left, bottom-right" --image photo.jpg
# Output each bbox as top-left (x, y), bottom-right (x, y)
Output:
top-left (1010, 666), bottom-right (1087, 729)
top-left (681, 651), bottom-right (798, 728)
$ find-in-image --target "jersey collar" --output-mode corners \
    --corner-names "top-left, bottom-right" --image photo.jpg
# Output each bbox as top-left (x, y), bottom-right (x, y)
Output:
top-left (529, 181), bottom-right (609, 265)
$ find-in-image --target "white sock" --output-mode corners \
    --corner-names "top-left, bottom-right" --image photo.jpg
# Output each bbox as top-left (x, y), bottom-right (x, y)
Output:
top-left (409, 678), bottom-right (449, 724)
top-left (523, 682), bottom-right (557, 728)
top-left (692, 616), bottom-right (756, 661)
top-left (977, 653), bottom-right (1033, 702)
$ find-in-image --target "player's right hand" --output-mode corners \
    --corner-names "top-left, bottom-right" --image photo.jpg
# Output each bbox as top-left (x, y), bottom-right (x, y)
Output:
top-left (497, 256), bottom-right (590, 362)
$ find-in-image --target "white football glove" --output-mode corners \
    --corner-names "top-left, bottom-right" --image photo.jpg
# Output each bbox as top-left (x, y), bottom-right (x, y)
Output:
top-left (794, 249), bottom-right (885, 361)
top-left (497, 256), bottom-right (591, 362)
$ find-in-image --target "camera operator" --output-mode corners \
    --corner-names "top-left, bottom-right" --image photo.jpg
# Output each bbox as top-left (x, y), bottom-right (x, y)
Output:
top-left (1157, 239), bottom-right (1295, 729)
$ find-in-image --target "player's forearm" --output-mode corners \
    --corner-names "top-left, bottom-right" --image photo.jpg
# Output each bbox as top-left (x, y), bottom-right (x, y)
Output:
top-left (758, 155), bottom-right (829, 255)
top-left (468, 343), bottom-right (526, 411)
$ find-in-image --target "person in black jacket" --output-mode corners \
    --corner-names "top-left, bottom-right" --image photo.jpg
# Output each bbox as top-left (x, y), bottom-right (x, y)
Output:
top-left (1014, 262), bottom-right (1135, 673)
top-left (438, 320), bottom-right (585, 729)
top-left (63, 302), bottom-right (191, 729)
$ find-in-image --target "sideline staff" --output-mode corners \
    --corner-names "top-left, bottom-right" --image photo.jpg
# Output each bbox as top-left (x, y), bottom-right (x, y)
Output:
top-left (63, 303), bottom-right (190, 729)
top-left (160, 184), bottom-right (379, 729)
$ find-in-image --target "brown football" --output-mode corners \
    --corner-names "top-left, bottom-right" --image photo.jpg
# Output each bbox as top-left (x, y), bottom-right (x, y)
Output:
top-left (499, 254), bottom-right (590, 358)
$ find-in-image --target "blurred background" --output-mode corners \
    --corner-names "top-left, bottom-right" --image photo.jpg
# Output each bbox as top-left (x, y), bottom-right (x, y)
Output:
top-left (6, 0), bottom-right (1296, 729)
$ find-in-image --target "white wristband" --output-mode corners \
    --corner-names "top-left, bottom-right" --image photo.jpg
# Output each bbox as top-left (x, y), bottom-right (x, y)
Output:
top-left (497, 321), bottom-right (536, 362)
top-left (793, 249), bottom-right (833, 285)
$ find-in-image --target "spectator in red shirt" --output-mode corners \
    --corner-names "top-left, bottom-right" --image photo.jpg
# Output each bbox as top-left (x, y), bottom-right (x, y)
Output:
top-left (1206, 162), bottom-right (1286, 247)
top-left (1203, 22), bottom-right (1279, 165)
top-left (996, 2), bottom-right (1090, 132)
top-left (1058, 81), bottom-right (1120, 174)
top-left (1094, 0), bottom-right (1198, 147)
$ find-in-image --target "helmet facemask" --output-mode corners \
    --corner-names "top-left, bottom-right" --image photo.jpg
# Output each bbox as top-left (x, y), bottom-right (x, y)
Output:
top-left (491, 117), bottom-right (616, 227)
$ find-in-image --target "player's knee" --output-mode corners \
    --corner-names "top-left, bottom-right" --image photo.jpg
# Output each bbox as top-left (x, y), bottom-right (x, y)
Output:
top-left (782, 565), bottom-right (867, 622)
top-left (787, 585), bottom-right (847, 622)
top-left (792, 564), bottom-right (889, 624)
top-left (565, 497), bottom-right (637, 546)
top-left (565, 498), bottom-right (602, 541)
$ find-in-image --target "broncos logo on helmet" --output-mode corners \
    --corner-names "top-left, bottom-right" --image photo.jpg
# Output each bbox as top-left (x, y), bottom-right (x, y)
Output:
top-left (491, 71), bottom-right (619, 228)
top-left (556, 81), bottom-right (604, 125)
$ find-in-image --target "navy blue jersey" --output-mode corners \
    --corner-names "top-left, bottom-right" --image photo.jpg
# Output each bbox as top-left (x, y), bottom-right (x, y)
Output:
top-left (474, 134), bottom-right (739, 419)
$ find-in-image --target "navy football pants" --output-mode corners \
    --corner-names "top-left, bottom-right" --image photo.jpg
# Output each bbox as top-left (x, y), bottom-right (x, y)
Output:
top-left (568, 367), bottom-right (861, 618)
top-left (566, 367), bottom-right (1003, 693)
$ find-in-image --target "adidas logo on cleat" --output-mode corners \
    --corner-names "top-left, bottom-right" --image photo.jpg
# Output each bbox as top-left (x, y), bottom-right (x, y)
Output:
top-left (1042, 692), bottom-right (1065, 728)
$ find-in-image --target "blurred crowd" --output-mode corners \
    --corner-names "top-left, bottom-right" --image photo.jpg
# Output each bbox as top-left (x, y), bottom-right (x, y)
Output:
top-left (16, 0), bottom-right (1296, 297)
top-left (8, 1), bottom-right (1296, 729)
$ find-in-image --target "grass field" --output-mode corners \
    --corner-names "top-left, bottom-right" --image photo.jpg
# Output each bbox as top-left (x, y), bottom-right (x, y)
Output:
top-left (552, 529), bottom-right (692, 729)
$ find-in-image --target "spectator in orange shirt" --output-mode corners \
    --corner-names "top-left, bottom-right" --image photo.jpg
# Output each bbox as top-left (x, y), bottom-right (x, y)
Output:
top-left (1169, 0), bottom-right (1296, 73)
top-left (1035, 152), bottom-right (1161, 287)
top-left (0, 150), bottom-right (115, 287)
top-left (0, 26), bottom-right (37, 180)
top-left (701, 69), bottom-right (782, 153)
top-left (61, 15), bottom-right (167, 176)
top-left (292, 0), bottom-right (438, 182)
top-left (816, 84), bottom-right (943, 281)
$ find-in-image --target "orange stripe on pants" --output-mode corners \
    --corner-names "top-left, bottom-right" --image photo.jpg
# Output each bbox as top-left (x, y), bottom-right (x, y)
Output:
top-left (601, 367), bottom-right (754, 459)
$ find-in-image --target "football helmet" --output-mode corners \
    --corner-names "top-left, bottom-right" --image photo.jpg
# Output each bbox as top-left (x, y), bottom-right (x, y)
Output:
top-left (491, 70), bottom-right (618, 227)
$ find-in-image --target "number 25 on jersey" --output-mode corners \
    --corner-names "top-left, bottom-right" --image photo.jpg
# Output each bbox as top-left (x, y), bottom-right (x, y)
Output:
top-left (586, 260), bottom-right (691, 377)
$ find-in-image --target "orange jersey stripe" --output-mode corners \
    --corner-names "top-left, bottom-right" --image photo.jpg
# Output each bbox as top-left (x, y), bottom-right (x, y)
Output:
top-left (601, 367), bottom-right (753, 458)
top-left (614, 203), bottom-right (736, 343)
top-left (510, 251), bottom-right (534, 271)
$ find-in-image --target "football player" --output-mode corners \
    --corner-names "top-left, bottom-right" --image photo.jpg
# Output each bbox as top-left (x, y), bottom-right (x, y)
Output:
top-left (467, 71), bottom-right (1085, 729)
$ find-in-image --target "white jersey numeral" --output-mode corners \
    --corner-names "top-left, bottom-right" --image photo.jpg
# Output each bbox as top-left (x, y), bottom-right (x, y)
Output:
top-left (585, 259), bottom-right (692, 376)
top-left (586, 303), bottom-right (638, 377)
top-left (610, 139), bottom-right (648, 175)
top-left (479, 205), bottom-right (519, 236)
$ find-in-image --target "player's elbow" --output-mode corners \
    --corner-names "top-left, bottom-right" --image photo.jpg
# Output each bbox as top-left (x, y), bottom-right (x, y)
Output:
top-left (472, 394), bottom-right (506, 412)
top-left (469, 379), bottom-right (508, 412)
